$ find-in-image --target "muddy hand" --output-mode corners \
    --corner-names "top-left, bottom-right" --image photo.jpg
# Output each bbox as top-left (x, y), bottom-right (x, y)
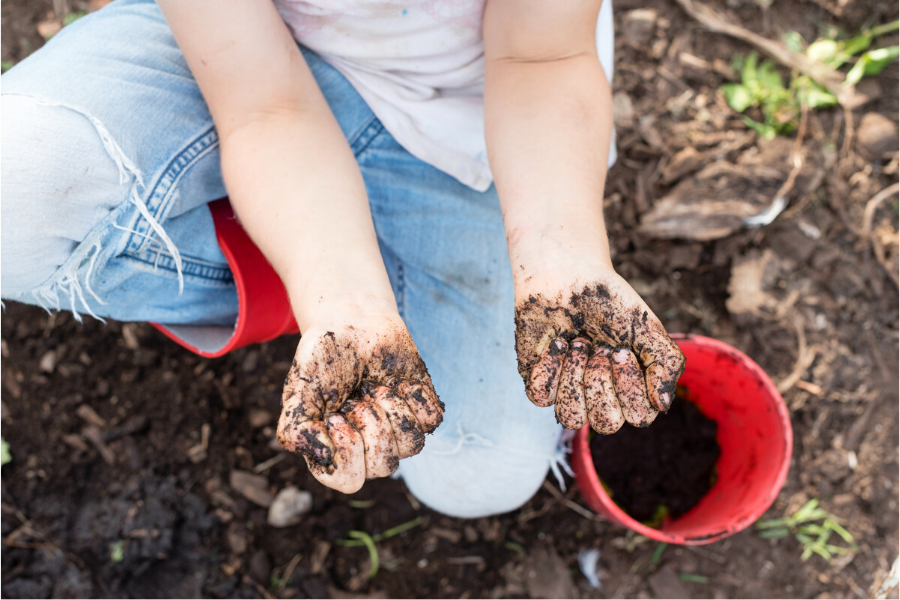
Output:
top-left (277, 320), bottom-right (443, 493)
top-left (515, 274), bottom-right (685, 433)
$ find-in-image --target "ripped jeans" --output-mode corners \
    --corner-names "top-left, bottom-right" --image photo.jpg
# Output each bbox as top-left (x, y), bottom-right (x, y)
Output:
top-left (0, 0), bottom-right (616, 517)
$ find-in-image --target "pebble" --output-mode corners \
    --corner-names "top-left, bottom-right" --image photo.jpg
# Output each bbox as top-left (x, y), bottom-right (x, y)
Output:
top-left (856, 112), bottom-right (897, 160)
top-left (39, 350), bottom-right (57, 373)
top-left (267, 486), bottom-right (313, 528)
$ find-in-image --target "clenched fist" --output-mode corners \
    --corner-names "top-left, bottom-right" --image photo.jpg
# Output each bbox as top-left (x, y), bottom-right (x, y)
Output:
top-left (277, 317), bottom-right (443, 493)
top-left (515, 271), bottom-right (685, 434)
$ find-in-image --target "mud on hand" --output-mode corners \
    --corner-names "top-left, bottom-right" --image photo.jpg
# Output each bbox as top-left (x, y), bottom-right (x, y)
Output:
top-left (514, 279), bottom-right (685, 434)
top-left (277, 323), bottom-right (443, 493)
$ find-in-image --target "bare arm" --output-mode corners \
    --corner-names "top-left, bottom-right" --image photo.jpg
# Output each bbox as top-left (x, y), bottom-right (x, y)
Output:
top-left (484, 0), bottom-right (685, 433)
top-left (157, 1), bottom-right (443, 492)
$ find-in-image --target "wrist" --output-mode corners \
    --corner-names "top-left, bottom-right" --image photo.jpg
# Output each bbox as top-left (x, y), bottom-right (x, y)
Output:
top-left (284, 263), bottom-right (398, 333)
top-left (507, 222), bottom-right (614, 291)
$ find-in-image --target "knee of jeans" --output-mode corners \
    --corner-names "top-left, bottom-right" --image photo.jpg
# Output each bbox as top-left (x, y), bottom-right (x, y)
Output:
top-left (400, 436), bottom-right (553, 519)
top-left (0, 94), bottom-right (130, 296)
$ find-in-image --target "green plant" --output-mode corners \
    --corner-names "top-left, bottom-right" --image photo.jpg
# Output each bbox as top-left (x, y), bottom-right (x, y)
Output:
top-left (1, 61), bottom-right (13, 74)
top-left (756, 498), bottom-right (857, 562)
top-left (1, 438), bottom-right (11, 466)
top-left (335, 516), bottom-right (424, 579)
top-left (109, 540), bottom-right (125, 563)
top-left (63, 11), bottom-right (86, 26)
top-left (722, 20), bottom-right (899, 138)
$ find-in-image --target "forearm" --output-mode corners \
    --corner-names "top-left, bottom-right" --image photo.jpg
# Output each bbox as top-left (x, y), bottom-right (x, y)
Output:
top-left (485, 55), bottom-right (614, 287)
top-left (221, 111), bottom-right (395, 332)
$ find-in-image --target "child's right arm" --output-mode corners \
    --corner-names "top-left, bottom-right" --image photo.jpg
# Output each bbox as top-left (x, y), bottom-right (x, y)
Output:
top-left (157, 1), bottom-right (443, 493)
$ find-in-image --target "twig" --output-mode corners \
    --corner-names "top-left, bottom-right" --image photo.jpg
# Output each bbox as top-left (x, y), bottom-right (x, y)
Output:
top-left (778, 316), bottom-right (819, 394)
top-left (748, 103), bottom-right (809, 227)
top-left (862, 183), bottom-right (900, 240)
top-left (861, 182), bottom-right (900, 286)
top-left (541, 480), bottom-right (600, 521)
top-left (673, 0), bottom-right (867, 108)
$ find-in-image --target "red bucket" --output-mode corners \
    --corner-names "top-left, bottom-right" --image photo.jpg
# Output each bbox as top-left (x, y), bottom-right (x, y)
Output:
top-left (571, 334), bottom-right (792, 545)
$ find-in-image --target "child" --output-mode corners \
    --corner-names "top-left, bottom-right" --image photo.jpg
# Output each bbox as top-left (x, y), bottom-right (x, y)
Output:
top-left (1, 0), bottom-right (684, 518)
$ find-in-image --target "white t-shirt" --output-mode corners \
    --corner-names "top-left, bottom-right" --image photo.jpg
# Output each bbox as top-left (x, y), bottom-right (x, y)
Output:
top-left (274, 0), bottom-right (616, 192)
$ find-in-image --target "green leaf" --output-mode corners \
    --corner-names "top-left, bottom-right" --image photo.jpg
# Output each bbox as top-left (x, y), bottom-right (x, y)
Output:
top-left (758, 527), bottom-right (791, 538)
top-left (679, 573), bottom-right (710, 584)
top-left (742, 116), bottom-right (778, 140)
top-left (109, 540), bottom-right (125, 563)
top-left (741, 52), bottom-right (760, 85)
top-left (722, 84), bottom-right (755, 112)
top-left (807, 39), bottom-right (839, 62)
top-left (757, 61), bottom-right (785, 90)
top-left (62, 11), bottom-right (86, 26)
top-left (784, 31), bottom-right (805, 53)
top-left (846, 46), bottom-right (900, 86)
top-left (651, 542), bottom-right (668, 565)
top-left (348, 531), bottom-right (380, 578)
top-left (824, 519), bottom-right (856, 545)
top-left (802, 85), bottom-right (838, 108)
top-left (841, 34), bottom-right (873, 58)
top-left (1, 438), bottom-right (10, 466)
top-left (0, 61), bottom-right (13, 74)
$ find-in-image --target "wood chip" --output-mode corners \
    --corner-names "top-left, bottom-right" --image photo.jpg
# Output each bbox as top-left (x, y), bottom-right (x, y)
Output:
top-left (229, 470), bottom-right (274, 507)
top-left (75, 404), bottom-right (107, 428)
top-left (81, 425), bottom-right (116, 465)
top-left (62, 434), bottom-right (89, 452)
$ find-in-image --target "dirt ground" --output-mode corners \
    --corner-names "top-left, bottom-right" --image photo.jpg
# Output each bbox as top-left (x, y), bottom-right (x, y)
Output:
top-left (2, 0), bottom-right (898, 598)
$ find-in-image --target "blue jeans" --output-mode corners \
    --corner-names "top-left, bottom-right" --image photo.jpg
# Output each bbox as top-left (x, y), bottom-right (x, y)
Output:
top-left (1, 0), bottom-right (566, 518)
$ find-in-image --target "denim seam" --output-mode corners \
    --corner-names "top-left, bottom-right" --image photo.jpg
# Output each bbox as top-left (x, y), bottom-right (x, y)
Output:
top-left (124, 125), bottom-right (219, 254)
top-left (350, 118), bottom-right (385, 157)
top-left (396, 260), bottom-right (406, 318)
top-left (126, 250), bottom-right (234, 282)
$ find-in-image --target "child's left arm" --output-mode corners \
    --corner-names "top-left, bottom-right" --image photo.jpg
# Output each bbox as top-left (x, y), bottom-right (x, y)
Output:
top-left (483, 0), bottom-right (685, 434)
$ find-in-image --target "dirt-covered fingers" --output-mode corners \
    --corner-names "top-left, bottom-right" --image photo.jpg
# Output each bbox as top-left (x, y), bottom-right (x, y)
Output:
top-left (342, 397), bottom-right (401, 478)
top-left (394, 379), bottom-right (444, 433)
top-left (584, 345), bottom-right (625, 434)
top-left (555, 338), bottom-right (591, 429)
top-left (643, 339), bottom-right (686, 412)
top-left (611, 347), bottom-right (658, 427)
top-left (371, 386), bottom-right (425, 458)
top-left (277, 385), bottom-right (335, 464)
top-left (527, 338), bottom-right (568, 407)
top-left (304, 414), bottom-right (366, 493)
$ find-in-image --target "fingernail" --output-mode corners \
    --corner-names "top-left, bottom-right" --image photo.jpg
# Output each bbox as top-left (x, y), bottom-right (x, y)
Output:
top-left (660, 391), bottom-right (671, 410)
top-left (612, 348), bottom-right (630, 363)
top-left (549, 339), bottom-right (568, 356)
top-left (572, 338), bottom-right (590, 350)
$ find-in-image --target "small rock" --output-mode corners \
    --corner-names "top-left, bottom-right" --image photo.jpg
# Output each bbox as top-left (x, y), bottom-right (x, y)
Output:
top-left (267, 486), bottom-right (313, 527)
top-left (463, 525), bottom-right (479, 544)
top-left (857, 112), bottom-right (897, 160)
top-left (242, 350), bottom-right (260, 372)
top-left (523, 546), bottom-right (576, 599)
top-left (226, 522), bottom-right (247, 555)
top-left (229, 470), bottom-right (274, 508)
top-left (649, 565), bottom-right (690, 599)
top-left (248, 409), bottom-right (272, 429)
top-left (613, 92), bottom-right (635, 129)
top-left (39, 350), bottom-right (57, 373)
top-left (623, 9), bottom-right (658, 46)
top-left (248, 550), bottom-right (271, 584)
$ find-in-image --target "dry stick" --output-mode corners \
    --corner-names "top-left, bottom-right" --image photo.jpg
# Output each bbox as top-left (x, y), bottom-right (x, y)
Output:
top-left (673, 0), bottom-right (867, 109)
top-left (861, 182), bottom-right (900, 285)
top-left (777, 316), bottom-right (819, 395)
top-left (540, 480), bottom-right (600, 522)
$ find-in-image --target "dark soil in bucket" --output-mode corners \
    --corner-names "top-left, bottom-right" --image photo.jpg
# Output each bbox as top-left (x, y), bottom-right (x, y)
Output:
top-left (590, 392), bottom-right (720, 523)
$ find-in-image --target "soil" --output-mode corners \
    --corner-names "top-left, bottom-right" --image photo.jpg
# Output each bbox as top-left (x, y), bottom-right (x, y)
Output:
top-left (2, 0), bottom-right (898, 598)
top-left (591, 395), bottom-right (720, 522)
